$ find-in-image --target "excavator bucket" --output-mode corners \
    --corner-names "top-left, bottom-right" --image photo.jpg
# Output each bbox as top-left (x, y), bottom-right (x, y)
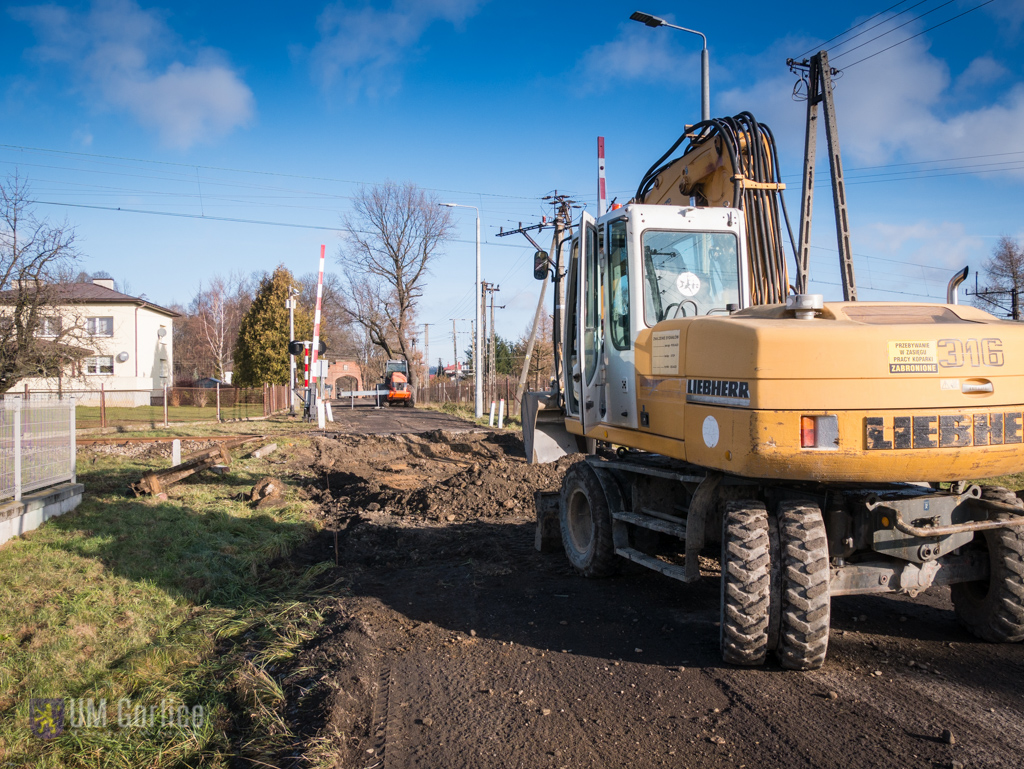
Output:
top-left (522, 390), bottom-right (580, 464)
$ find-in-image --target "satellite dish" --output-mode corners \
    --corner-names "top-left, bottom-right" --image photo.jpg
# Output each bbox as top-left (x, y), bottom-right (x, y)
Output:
top-left (116, 351), bottom-right (129, 362)
top-left (157, 328), bottom-right (167, 338)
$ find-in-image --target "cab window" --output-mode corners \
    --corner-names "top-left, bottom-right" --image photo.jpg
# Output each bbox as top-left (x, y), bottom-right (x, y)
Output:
top-left (642, 230), bottom-right (739, 323)
top-left (608, 220), bottom-right (630, 350)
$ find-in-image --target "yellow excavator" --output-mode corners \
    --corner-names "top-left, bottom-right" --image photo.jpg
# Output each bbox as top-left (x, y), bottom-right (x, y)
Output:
top-left (525, 54), bottom-right (1024, 670)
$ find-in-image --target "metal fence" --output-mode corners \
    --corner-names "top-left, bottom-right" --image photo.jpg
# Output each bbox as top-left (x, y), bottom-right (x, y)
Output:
top-left (0, 394), bottom-right (76, 502)
top-left (24, 385), bottom-right (290, 429)
top-left (422, 375), bottom-right (523, 416)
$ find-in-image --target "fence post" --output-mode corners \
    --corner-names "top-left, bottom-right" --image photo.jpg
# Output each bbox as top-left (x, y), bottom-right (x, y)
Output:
top-left (69, 395), bottom-right (76, 484)
top-left (264, 383), bottom-right (269, 417)
top-left (163, 385), bottom-right (169, 427)
top-left (217, 383), bottom-right (221, 422)
top-left (100, 383), bottom-right (106, 429)
top-left (13, 399), bottom-right (22, 502)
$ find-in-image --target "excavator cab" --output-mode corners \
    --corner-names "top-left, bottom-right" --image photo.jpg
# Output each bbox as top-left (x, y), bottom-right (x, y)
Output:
top-left (523, 204), bottom-right (749, 461)
top-left (565, 204), bottom-right (749, 437)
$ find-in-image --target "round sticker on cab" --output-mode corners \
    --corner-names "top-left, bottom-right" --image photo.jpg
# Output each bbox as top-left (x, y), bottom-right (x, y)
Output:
top-left (702, 415), bottom-right (719, 448)
top-left (676, 272), bottom-right (701, 297)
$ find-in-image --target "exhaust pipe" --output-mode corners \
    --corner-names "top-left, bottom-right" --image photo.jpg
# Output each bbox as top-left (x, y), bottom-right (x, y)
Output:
top-left (947, 266), bottom-right (969, 305)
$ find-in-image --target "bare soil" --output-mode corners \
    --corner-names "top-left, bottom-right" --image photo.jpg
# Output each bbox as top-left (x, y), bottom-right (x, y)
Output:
top-left (275, 408), bottom-right (1024, 769)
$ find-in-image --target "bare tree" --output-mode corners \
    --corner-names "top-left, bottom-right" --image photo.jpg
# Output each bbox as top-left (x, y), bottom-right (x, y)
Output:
top-left (297, 270), bottom-right (362, 360)
top-left (337, 181), bottom-right (453, 387)
top-left (515, 314), bottom-right (555, 388)
top-left (191, 272), bottom-right (251, 379)
top-left (976, 236), bottom-right (1024, 320)
top-left (0, 175), bottom-right (87, 392)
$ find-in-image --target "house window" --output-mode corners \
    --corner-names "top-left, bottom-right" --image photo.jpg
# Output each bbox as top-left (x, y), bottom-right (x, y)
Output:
top-left (37, 316), bottom-right (61, 337)
top-left (85, 356), bottom-right (114, 375)
top-left (87, 316), bottom-right (114, 337)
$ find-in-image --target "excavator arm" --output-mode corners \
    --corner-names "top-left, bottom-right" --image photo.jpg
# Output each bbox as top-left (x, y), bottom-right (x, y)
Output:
top-left (633, 113), bottom-right (796, 305)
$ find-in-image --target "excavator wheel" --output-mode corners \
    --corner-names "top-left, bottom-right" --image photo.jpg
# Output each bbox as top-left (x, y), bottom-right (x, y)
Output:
top-left (558, 463), bottom-right (618, 578)
top-left (951, 487), bottom-right (1024, 643)
top-left (776, 501), bottom-right (830, 670)
top-left (720, 500), bottom-right (771, 665)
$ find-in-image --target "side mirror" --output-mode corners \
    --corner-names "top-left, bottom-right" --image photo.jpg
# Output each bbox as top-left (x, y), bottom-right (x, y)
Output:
top-left (533, 250), bottom-right (550, 280)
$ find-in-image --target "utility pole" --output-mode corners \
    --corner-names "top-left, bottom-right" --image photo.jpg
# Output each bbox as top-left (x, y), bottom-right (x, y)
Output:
top-left (788, 50), bottom-right (856, 299)
top-left (422, 323), bottom-right (431, 404)
top-left (969, 275), bottom-right (1022, 320)
top-left (484, 283), bottom-right (502, 401)
top-left (543, 194), bottom-right (577, 397)
top-left (480, 283), bottom-right (489, 400)
top-left (452, 319), bottom-right (459, 377)
top-left (497, 197), bottom-right (576, 403)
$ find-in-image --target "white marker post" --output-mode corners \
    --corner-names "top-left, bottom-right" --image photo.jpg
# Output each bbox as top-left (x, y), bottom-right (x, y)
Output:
top-left (498, 398), bottom-right (505, 429)
top-left (489, 401), bottom-right (496, 426)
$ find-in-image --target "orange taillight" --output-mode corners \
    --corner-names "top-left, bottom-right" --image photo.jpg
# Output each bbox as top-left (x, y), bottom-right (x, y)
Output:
top-left (800, 416), bottom-right (816, 448)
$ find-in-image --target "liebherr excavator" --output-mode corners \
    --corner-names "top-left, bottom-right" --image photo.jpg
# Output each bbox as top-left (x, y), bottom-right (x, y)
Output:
top-left (525, 99), bottom-right (1024, 669)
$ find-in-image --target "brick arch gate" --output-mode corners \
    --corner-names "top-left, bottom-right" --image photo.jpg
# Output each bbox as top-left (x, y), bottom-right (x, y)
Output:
top-left (327, 360), bottom-right (363, 394)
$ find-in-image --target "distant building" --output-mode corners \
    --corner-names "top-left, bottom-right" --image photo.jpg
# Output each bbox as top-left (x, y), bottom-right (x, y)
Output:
top-left (14, 278), bottom-right (180, 405)
top-left (440, 362), bottom-right (466, 379)
top-left (326, 359), bottom-right (363, 394)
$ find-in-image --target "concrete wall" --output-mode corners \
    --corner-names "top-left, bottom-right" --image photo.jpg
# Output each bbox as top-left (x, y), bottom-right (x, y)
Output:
top-left (0, 482), bottom-right (84, 547)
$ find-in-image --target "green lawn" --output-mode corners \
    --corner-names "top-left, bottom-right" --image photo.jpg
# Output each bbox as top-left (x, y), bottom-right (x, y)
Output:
top-left (76, 403), bottom-right (267, 429)
top-left (0, 419), bottom-right (334, 768)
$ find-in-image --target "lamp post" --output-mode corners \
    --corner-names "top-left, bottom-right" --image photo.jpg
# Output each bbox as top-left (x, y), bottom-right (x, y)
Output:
top-left (439, 203), bottom-right (483, 419)
top-left (630, 11), bottom-right (710, 121)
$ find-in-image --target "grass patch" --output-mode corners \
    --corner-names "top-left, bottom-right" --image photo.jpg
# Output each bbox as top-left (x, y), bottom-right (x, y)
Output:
top-left (0, 427), bottom-right (336, 768)
top-left (77, 403), bottom-right (269, 430)
top-left (77, 413), bottom-right (312, 440)
top-left (971, 471), bottom-right (1024, 492)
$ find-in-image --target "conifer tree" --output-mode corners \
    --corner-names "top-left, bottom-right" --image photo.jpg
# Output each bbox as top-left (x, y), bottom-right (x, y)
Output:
top-left (234, 266), bottom-right (312, 386)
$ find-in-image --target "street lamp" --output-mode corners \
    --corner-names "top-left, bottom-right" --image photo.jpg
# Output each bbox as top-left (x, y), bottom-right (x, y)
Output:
top-left (630, 11), bottom-right (710, 121)
top-left (439, 202), bottom-right (483, 419)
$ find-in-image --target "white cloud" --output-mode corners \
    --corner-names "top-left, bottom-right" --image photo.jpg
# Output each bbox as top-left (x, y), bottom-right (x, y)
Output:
top-left (851, 220), bottom-right (985, 298)
top-left (573, 24), bottom-right (701, 91)
top-left (954, 55), bottom-right (1008, 93)
top-left (308, 0), bottom-right (483, 98)
top-left (11, 0), bottom-right (254, 149)
top-left (716, 25), bottom-right (1024, 178)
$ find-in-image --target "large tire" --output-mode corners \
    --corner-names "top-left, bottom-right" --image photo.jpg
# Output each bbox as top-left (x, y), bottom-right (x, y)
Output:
top-left (720, 500), bottom-right (771, 666)
top-left (559, 463), bottom-right (618, 578)
top-left (776, 501), bottom-right (831, 670)
top-left (951, 487), bottom-right (1024, 643)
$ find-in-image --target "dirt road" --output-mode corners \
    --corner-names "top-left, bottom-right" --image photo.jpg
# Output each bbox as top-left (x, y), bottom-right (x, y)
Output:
top-left (288, 408), bottom-right (1024, 769)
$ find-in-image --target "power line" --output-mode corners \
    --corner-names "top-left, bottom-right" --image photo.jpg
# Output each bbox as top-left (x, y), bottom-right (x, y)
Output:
top-left (793, 0), bottom-right (921, 61)
top-left (782, 149), bottom-right (1024, 179)
top-left (830, 0), bottom-right (959, 61)
top-left (838, 0), bottom-right (996, 68)
top-left (30, 199), bottom-right (530, 250)
top-left (0, 143), bottom-right (539, 201)
top-left (845, 162), bottom-right (1024, 185)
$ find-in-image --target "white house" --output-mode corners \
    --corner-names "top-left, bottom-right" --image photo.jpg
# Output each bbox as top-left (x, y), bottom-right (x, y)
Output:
top-left (17, 278), bottom-right (180, 405)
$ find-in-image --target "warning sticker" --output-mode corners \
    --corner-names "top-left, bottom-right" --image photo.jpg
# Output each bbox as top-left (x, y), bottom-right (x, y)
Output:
top-left (887, 340), bottom-right (938, 374)
top-left (652, 330), bottom-right (680, 375)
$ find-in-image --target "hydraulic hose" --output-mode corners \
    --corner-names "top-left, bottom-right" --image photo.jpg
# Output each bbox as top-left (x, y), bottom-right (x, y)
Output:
top-left (634, 113), bottom-right (795, 305)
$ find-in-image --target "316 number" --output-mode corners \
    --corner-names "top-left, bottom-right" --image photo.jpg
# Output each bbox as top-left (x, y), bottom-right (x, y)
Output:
top-left (937, 338), bottom-right (1003, 368)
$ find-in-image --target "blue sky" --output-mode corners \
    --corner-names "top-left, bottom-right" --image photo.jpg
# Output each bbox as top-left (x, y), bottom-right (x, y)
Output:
top-left (2, 0), bottom-right (1024, 363)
